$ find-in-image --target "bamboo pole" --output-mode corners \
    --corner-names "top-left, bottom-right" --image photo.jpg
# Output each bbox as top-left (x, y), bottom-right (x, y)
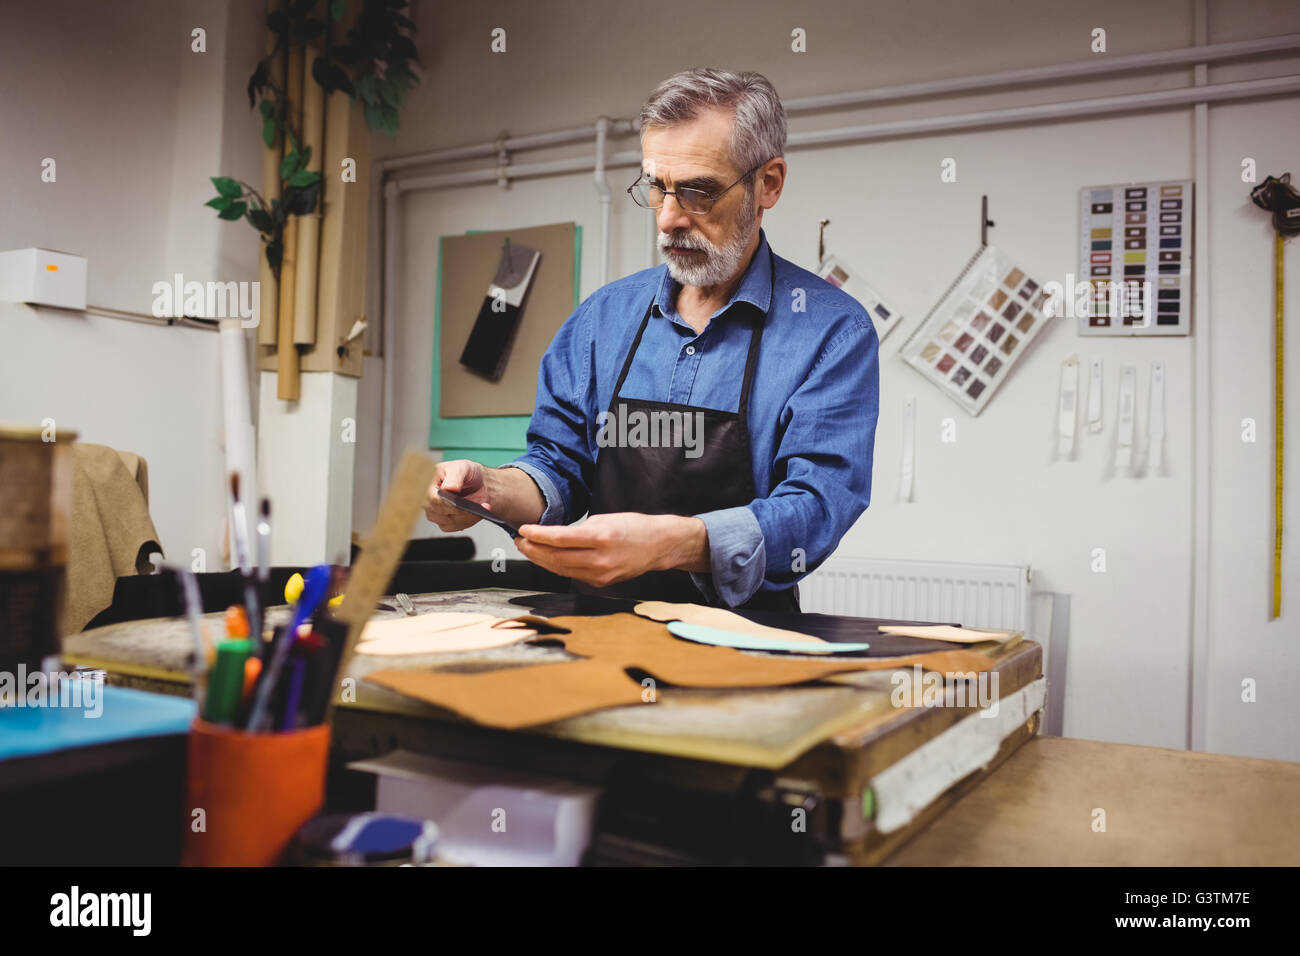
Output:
top-left (276, 34), bottom-right (304, 401)
top-left (292, 27), bottom-right (326, 346)
top-left (257, 0), bottom-right (285, 349)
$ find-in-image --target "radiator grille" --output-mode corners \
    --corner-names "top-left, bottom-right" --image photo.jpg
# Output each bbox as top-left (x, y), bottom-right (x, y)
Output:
top-left (799, 557), bottom-right (1031, 630)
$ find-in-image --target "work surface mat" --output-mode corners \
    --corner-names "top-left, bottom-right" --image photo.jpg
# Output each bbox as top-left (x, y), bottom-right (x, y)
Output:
top-left (65, 588), bottom-right (1032, 768)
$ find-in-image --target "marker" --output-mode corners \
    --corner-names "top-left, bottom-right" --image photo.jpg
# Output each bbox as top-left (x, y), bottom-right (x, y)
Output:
top-left (204, 639), bottom-right (252, 725)
top-left (246, 564), bottom-right (331, 731)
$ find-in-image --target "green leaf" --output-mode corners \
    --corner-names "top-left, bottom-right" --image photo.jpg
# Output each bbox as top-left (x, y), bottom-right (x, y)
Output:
top-left (211, 176), bottom-right (242, 199)
top-left (355, 73), bottom-right (378, 106)
top-left (248, 207), bottom-right (274, 232)
top-left (363, 102), bottom-right (384, 132)
top-left (263, 116), bottom-right (277, 147)
top-left (381, 105), bottom-right (399, 137)
top-left (259, 98), bottom-right (274, 119)
top-left (329, 0), bottom-right (345, 21)
top-left (205, 196), bottom-right (233, 211)
top-left (267, 10), bottom-right (289, 35)
top-left (218, 201), bottom-right (247, 221)
top-left (280, 150), bottom-right (300, 181)
top-left (289, 169), bottom-right (321, 187)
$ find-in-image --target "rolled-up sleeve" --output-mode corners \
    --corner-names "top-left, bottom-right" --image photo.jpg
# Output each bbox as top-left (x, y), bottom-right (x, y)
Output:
top-left (504, 298), bottom-right (595, 524)
top-left (700, 311), bottom-right (879, 605)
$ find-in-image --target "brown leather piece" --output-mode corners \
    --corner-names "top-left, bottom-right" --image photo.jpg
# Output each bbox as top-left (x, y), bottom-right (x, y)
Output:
top-left (365, 613), bottom-right (996, 729)
top-left (540, 614), bottom-right (995, 688)
top-left (366, 658), bottom-right (648, 729)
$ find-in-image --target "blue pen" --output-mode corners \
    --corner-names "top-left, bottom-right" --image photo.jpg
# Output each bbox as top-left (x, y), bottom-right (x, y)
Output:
top-left (280, 657), bottom-right (306, 731)
top-left (246, 564), bottom-right (331, 731)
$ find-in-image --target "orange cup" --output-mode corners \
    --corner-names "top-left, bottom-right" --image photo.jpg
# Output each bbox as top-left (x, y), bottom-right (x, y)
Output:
top-left (181, 718), bottom-right (331, 867)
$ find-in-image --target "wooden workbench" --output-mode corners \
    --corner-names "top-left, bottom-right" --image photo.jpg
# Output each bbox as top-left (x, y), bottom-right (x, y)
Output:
top-left (66, 588), bottom-right (1298, 864)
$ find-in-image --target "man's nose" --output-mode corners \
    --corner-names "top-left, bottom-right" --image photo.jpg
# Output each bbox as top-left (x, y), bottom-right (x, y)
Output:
top-left (656, 193), bottom-right (692, 233)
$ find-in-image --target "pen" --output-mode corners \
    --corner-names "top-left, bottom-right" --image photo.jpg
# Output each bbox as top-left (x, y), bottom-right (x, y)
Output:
top-left (172, 566), bottom-right (209, 714)
top-left (230, 474), bottom-right (263, 657)
top-left (246, 564), bottom-right (331, 731)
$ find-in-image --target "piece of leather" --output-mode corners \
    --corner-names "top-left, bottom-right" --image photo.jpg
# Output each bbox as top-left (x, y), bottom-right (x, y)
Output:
top-left (366, 659), bottom-right (646, 729)
top-left (357, 615), bottom-right (535, 656)
top-left (877, 624), bottom-right (1015, 643)
top-left (510, 593), bottom-right (967, 656)
top-left (635, 601), bottom-right (826, 644)
top-left (364, 613), bottom-right (998, 730)
top-left (538, 614), bottom-right (994, 688)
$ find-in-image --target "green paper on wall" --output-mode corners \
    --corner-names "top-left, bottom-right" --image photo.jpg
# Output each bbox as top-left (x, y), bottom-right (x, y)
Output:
top-left (429, 224), bottom-right (582, 451)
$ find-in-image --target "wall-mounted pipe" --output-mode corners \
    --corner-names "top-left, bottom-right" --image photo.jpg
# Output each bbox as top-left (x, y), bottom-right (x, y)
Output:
top-left (368, 37), bottom-right (1300, 508)
top-left (593, 117), bottom-right (612, 286)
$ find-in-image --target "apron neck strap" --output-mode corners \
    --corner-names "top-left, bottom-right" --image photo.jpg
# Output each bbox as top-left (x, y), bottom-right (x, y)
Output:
top-left (614, 246), bottom-right (777, 419)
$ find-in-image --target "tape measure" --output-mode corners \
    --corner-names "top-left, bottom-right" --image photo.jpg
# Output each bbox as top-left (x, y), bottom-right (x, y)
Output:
top-left (1273, 232), bottom-right (1286, 619)
top-left (1249, 175), bottom-right (1297, 620)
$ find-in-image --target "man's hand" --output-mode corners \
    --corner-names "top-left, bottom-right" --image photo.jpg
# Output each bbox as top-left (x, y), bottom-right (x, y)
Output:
top-left (424, 459), bottom-right (547, 531)
top-left (424, 459), bottom-right (491, 531)
top-left (516, 513), bottom-right (709, 588)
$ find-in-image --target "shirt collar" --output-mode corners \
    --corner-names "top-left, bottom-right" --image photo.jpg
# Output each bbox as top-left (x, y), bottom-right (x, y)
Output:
top-left (652, 227), bottom-right (773, 324)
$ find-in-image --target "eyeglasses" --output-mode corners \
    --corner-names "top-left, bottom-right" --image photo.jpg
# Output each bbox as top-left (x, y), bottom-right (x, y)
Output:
top-left (627, 163), bottom-right (764, 215)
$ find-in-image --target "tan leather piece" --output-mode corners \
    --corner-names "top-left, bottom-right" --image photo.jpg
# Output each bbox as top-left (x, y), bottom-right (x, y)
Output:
top-left (364, 613), bottom-right (996, 730)
top-left (366, 658), bottom-right (647, 729)
top-left (540, 614), bottom-right (994, 688)
top-left (633, 601), bottom-right (825, 644)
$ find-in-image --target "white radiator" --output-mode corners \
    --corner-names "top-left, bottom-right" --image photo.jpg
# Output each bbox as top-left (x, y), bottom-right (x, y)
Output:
top-left (799, 556), bottom-right (1032, 631)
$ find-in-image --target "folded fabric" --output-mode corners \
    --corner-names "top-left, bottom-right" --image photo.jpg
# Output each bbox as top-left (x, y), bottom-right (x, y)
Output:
top-left (365, 659), bottom-right (646, 729)
top-left (67, 443), bottom-right (162, 633)
top-left (666, 621), bottom-right (869, 654)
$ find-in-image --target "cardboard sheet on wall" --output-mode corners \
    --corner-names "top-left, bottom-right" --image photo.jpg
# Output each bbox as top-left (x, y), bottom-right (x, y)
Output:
top-left (438, 223), bottom-right (578, 419)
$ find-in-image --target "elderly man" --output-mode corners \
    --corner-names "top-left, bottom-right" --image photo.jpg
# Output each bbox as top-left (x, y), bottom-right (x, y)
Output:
top-left (425, 68), bottom-right (879, 611)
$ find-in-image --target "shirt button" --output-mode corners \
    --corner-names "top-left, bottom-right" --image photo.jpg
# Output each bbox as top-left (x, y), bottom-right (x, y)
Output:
top-left (685, 346), bottom-right (696, 355)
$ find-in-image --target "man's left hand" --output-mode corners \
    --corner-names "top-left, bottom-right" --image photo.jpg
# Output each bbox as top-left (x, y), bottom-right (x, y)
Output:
top-left (516, 513), bottom-right (709, 587)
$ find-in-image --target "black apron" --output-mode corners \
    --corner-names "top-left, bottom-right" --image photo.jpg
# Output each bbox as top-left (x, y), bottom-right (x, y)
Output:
top-left (574, 247), bottom-right (799, 612)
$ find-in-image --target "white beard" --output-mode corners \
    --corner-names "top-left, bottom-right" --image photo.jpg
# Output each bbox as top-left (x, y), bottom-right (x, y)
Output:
top-left (658, 192), bottom-right (758, 289)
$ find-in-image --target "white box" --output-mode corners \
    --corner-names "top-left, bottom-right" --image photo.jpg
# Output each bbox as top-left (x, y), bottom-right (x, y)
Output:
top-left (0, 248), bottom-right (88, 310)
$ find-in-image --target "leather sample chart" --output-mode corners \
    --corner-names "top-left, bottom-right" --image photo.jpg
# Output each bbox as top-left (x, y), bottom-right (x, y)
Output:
top-left (365, 613), bottom-right (997, 730)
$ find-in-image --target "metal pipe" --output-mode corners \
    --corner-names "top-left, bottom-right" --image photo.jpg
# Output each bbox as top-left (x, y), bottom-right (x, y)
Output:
top-left (594, 117), bottom-right (612, 285)
top-left (782, 33), bottom-right (1300, 113)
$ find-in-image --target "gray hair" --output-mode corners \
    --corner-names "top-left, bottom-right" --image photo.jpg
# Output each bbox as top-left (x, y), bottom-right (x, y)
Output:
top-left (639, 68), bottom-right (787, 180)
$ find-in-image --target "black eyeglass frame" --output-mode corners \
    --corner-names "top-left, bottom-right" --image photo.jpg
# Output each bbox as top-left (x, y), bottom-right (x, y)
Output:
top-left (627, 162), bottom-right (765, 215)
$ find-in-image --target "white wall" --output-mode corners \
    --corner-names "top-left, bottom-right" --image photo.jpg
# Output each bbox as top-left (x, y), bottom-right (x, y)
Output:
top-left (368, 0), bottom-right (1300, 760)
top-left (0, 0), bottom-right (264, 569)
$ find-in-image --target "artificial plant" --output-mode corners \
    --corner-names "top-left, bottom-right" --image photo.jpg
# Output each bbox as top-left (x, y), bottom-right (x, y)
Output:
top-left (205, 0), bottom-right (420, 278)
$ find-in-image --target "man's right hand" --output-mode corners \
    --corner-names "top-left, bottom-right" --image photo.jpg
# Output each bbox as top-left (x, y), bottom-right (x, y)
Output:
top-left (424, 459), bottom-right (491, 531)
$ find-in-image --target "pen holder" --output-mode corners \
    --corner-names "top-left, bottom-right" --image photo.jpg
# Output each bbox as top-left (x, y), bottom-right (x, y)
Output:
top-left (181, 718), bottom-right (331, 867)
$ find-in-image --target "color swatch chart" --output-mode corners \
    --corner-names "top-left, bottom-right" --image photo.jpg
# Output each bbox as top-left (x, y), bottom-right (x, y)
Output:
top-left (900, 245), bottom-right (1052, 415)
top-left (817, 254), bottom-right (902, 341)
top-left (1078, 179), bottom-right (1192, 336)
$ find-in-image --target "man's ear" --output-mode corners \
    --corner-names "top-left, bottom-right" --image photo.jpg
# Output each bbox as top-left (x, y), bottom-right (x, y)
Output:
top-left (758, 157), bottom-right (787, 210)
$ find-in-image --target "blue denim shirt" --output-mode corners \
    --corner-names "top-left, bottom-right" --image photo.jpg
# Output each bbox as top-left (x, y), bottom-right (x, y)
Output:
top-left (506, 228), bottom-right (879, 607)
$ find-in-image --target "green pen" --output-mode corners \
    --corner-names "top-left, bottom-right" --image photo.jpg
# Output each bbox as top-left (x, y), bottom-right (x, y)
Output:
top-left (203, 639), bottom-right (253, 725)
